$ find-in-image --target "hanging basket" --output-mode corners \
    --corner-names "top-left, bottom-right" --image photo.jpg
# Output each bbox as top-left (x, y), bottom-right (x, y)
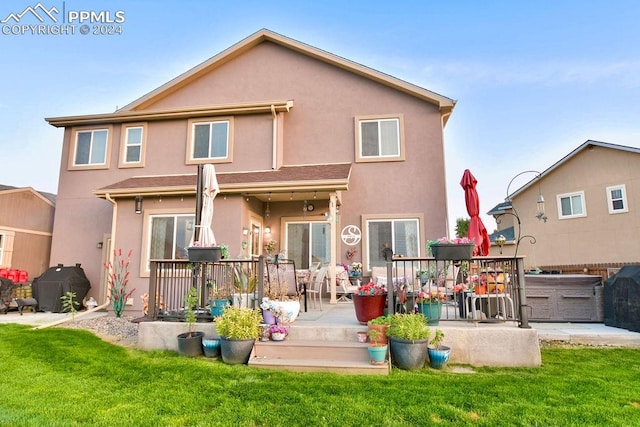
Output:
top-left (431, 243), bottom-right (474, 261)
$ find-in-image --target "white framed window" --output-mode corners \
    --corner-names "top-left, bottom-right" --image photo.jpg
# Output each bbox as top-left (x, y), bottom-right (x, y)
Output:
top-left (364, 216), bottom-right (420, 269)
top-left (145, 213), bottom-right (195, 269)
top-left (119, 123), bottom-right (147, 168)
top-left (557, 191), bottom-right (587, 219)
top-left (69, 126), bottom-right (112, 169)
top-left (285, 220), bottom-right (331, 269)
top-left (355, 114), bottom-right (405, 162)
top-left (606, 185), bottom-right (628, 214)
top-left (186, 117), bottom-right (233, 164)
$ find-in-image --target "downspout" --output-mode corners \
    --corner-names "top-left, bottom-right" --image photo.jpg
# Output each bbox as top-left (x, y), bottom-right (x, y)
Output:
top-left (271, 104), bottom-right (277, 170)
top-left (329, 193), bottom-right (337, 304)
top-left (104, 193), bottom-right (118, 305)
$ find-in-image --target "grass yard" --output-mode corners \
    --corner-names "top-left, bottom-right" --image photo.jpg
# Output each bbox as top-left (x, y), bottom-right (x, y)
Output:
top-left (0, 324), bottom-right (639, 426)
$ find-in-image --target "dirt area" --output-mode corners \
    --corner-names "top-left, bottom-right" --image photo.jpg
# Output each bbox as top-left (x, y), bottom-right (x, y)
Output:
top-left (59, 315), bottom-right (139, 347)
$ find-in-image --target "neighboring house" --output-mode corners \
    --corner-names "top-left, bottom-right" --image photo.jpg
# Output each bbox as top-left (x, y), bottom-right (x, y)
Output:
top-left (0, 185), bottom-right (56, 279)
top-left (487, 140), bottom-right (640, 271)
top-left (45, 29), bottom-right (456, 310)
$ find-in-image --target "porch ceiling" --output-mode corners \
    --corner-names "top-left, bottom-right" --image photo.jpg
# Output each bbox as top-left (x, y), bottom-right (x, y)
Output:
top-left (94, 163), bottom-right (351, 200)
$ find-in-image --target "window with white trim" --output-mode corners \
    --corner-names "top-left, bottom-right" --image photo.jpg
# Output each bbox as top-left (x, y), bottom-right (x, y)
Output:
top-left (147, 214), bottom-right (195, 264)
top-left (72, 128), bottom-right (109, 166)
top-left (366, 218), bottom-right (419, 268)
top-left (557, 191), bottom-right (586, 219)
top-left (355, 115), bottom-right (404, 162)
top-left (606, 185), bottom-right (628, 214)
top-left (285, 221), bottom-right (331, 269)
top-left (119, 124), bottom-right (146, 167)
top-left (187, 117), bottom-right (232, 163)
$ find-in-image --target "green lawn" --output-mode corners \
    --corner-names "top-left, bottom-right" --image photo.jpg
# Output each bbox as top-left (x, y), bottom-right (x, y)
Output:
top-left (1, 324), bottom-right (639, 426)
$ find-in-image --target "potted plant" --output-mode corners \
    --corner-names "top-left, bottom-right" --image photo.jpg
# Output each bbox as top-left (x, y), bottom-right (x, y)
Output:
top-left (427, 329), bottom-right (451, 369)
top-left (269, 324), bottom-right (289, 341)
top-left (209, 279), bottom-right (231, 317)
top-left (416, 290), bottom-right (446, 325)
top-left (349, 262), bottom-right (363, 277)
top-left (177, 287), bottom-right (204, 357)
top-left (367, 314), bottom-right (391, 345)
top-left (215, 305), bottom-right (262, 364)
top-left (259, 297), bottom-right (282, 325)
top-left (367, 328), bottom-right (388, 365)
top-left (427, 237), bottom-right (475, 261)
top-left (352, 281), bottom-right (387, 325)
top-left (387, 313), bottom-right (430, 370)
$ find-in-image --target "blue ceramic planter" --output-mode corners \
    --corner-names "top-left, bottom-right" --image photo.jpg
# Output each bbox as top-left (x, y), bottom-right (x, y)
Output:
top-left (427, 346), bottom-right (451, 369)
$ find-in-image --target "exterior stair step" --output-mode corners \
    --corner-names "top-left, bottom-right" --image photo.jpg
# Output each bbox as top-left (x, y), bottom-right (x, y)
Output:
top-left (249, 339), bottom-right (389, 375)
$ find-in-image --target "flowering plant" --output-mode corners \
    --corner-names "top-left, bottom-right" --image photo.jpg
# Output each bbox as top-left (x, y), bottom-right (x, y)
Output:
top-left (350, 262), bottom-right (362, 273)
top-left (103, 249), bottom-right (135, 318)
top-left (453, 283), bottom-right (470, 293)
top-left (260, 297), bottom-right (283, 316)
top-left (416, 290), bottom-right (445, 303)
top-left (269, 324), bottom-right (289, 335)
top-left (357, 281), bottom-right (387, 296)
top-left (431, 236), bottom-right (473, 245)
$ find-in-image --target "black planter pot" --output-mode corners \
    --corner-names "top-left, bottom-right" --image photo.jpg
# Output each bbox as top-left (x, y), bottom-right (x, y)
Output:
top-left (177, 331), bottom-right (204, 357)
top-left (389, 336), bottom-right (429, 370)
top-left (219, 337), bottom-right (255, 365)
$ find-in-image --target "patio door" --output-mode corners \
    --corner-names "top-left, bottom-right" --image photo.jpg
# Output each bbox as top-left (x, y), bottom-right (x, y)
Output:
top-left (285, 221), bottom-right (330, 269)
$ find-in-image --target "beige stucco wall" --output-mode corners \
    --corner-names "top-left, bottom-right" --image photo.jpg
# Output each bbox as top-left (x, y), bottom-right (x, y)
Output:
top-left (50, 40), bottom-right (449, 311)
top-left (490, 145), bottom-right (640, 269)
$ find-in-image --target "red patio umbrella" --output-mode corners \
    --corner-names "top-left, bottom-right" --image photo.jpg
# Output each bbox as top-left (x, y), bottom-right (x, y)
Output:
top-left (460, 169), bottom-right (490, 256)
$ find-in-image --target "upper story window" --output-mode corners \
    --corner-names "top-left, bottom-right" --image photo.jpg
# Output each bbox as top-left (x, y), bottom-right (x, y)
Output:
top-left (186, 117), bottom-right (233, 164)
top-left (557, 191), bottom-right (586, 219)
top-left (69, 126), bottom-right (112, 169)
top-left (606, 185), bottom-right (628, 214)
top-left (119, 123), bottom-right (147, 168)
top-left (355, 114), bottom-right (405, 163)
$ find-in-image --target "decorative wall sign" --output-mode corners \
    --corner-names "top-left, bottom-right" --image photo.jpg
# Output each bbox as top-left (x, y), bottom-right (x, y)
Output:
top-left (341, 225), bottom-right (361, 246)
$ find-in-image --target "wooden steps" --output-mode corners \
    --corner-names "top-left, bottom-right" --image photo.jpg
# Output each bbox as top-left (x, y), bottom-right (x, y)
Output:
top-left (249, 338), bottom-right (390, 375)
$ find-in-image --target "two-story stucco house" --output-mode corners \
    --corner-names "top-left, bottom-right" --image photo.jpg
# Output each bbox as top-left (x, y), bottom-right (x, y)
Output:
top-left (0, 185), bottom-right (55, 279)
top-left (487, 140), bottom-right (640, 271)
top-left (46, 29), bottom-right (456, 312)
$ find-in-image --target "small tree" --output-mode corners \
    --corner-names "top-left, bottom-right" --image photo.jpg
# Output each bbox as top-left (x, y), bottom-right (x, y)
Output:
top-left (455, 218), bottom-right (470, 238)
top-left (60, 291), bottom-right (79, 321)
top-left (183, 287), bottom-right (198, 337)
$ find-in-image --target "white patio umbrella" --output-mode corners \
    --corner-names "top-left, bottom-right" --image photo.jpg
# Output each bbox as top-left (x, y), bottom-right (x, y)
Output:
top-left (198, 164), bottom-right (220, 246)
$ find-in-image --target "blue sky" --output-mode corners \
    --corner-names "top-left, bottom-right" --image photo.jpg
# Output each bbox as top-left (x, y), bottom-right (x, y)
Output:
top-left (1, 0), bottom-right (639, 234)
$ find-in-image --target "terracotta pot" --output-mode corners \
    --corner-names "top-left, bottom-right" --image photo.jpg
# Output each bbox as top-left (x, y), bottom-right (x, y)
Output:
top-left (352, 294), bottom-right (386, 325)
top-left (367, 322), bottom-right (389, 345)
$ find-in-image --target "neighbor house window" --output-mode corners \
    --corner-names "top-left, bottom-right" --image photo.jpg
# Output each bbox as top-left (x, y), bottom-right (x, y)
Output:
top-left (606, 185), bottom-right (628, 214)
top-left (186, 117), bottom-right (233, 164)
top-left (365, 217), bottom-right (419, 269)
top-left (70, 127), bottom-right (112, 169)
top-left (355, 114), bottom-right (405, 162)
top-left (147, 214), bottom-right (195, 264)
top-left (557, 191), bottom-right (586, 219)
top-left (119, 123), bottom-right (147, 168)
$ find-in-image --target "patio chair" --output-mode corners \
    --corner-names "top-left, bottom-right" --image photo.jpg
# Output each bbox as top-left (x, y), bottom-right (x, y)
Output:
top-left (265, 260), bottom-right (307, 311)
top-left (336, 265), bottom-right (358, 303)
top-left (306, 265), bottom-right (327, 310)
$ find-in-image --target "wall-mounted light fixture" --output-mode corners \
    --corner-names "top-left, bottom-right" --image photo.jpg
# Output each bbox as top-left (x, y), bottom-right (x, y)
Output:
top-left (264, 226), bottom-right (271, 235)
top-left (96, 242), bottom-right (103, 249)
top-left (135, 195), bottom-right (143, 214)
top-left (242, 227), bottom-right (249, 236)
